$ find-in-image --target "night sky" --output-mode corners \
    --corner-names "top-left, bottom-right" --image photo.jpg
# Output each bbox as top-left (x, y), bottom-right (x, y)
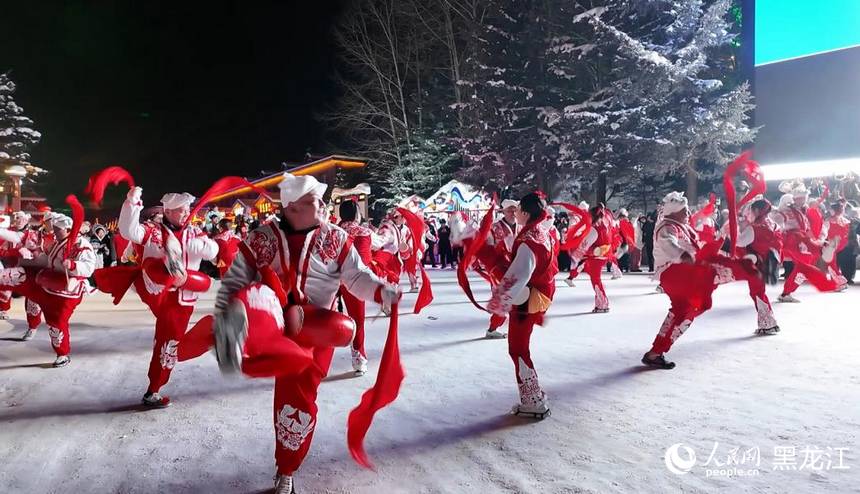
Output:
top-left (1, 1), bottom-right (346, 209)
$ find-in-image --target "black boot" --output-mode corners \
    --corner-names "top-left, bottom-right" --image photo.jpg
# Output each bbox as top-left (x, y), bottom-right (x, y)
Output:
top-left (641, 353), bottom-right (675, 369)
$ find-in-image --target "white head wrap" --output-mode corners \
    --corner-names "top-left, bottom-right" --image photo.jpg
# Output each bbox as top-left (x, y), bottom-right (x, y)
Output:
top-left (279, 173), bottom-right (327, 206)
top-left (12, 211), bottom-right (31, 222)
top-left (618, 208), bottom-right (629, 217)
top-left (161, 192), bottom-right (196, 210)
top-left (661, 191), bottom-right (689, 215)
top-left (500, 199), bottom-right (519, 210)
top-left (778, 180), bottom-right (808, 198)
top-left (777, 193), bottom-right (795, 211)
top-left (51, 213), bottom-right (74, 230)
top-left (578, 201), bottom-right (589, 210)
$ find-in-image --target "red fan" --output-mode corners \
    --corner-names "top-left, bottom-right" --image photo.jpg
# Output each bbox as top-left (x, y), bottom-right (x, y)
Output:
top-left (551, 202), bottom-right (592, 252)
top-left (457, 198), bottom-right (497, 312)
top-left (723, 150), bottom-right (759, 255)
top-left (347, 303), bottom-right (404, 470)
top-left (396, 207), bottom-right (433, 314)
top-left (85, 166), bottom-right (136, 207)
top-left (182, 177), bottom-right (271, 229)
top-left (64, 194), bottom-right (85, 259)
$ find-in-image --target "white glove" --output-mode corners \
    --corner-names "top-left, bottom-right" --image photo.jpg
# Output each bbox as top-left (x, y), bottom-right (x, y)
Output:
top-left (127, 186), bottom-right (143, 205)
top-left (380, 284), bottom-right (402, 316)
top-left (18, 247), bottom-right (33, 260)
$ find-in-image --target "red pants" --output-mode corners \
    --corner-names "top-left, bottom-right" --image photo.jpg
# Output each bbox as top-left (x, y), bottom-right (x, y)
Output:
top-left (342, 289), bottom-right (365, 357)
top-left (403, 255), bottom-right (419, 287)
top-left (146, 290), bottom-right (194, 394)
top-left (650, 264), bottom-right (717, 354)
top-left (744, 275), bottom-right (777, 330)
top-left (488, 313), bottom-right (506, 331)
top-left (0, 290), bottom-right (10, 311)
top-left (373, 251), bottom-right (402, 284)
top-left (273, 346), bottom-right (335, 475)
top-left (0, 291), bottom-right (42, 329)
top-left (1, 277), bottom-right (80, 356)
top-left (782, 266), bottom-right (802, 296)
top-left (826, 259), bottom-right (848, 288)
top-left (507, 309), bottom-right (544, 404)
top-left (583, 259), bottom-right (609, 310)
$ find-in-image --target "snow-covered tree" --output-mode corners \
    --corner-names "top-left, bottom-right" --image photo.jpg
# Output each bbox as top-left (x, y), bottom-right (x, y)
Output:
top-left (456, 0), bottom-right (532, 192)
top-left (0, 72), bottom-right (41, 167)
top-left (380, 129), bottom-right (459, 205)
top-left (457, 0), bottom-right (566, 197)
top-left (549, 0), bottom-right (754, 203)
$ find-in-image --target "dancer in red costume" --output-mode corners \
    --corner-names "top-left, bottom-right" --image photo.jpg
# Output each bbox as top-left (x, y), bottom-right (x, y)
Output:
top-left (117, 187), bottom-right (218, 408)
top-left (338, 199), bottom-right (383, 375)
top-left (605, 209), bottom-right (624, 280)
top-left (0, 213), bottom-right (96, 367)
top-left (458, 192), bottom-right (559, 418)
top-left (736, 199), bottom-right (781, 335)
top-left (398, 210), bottom-right (421, 293)
top-left (570, 205), bottom-right (615, 313)
top-left (373, 211), bottom-right (409, 285)
top-left (489, 193), bottom-right (558, 418)
top-left (822, 200), bottom-right (851, 291)
top-left (563, 200), bottom-right (590, 287)
top-left (641, 191), bottom-right (763, 369)
top-left (210, 173), bottom-right (401, 493)
top-left (213, 218), bottom-right (242, 278)
top-left (773, 181), bottom-right (823, 303)
top-left (616, 208), bottom-right (636, 273)
top-left (0, 211), bottom-right (45, 335)
top-left (483, 199), bottom-right (519, 339)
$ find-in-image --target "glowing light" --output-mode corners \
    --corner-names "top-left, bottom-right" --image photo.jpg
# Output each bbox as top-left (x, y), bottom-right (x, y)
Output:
top-left (760, 157), bottom-right (860, 180)
top-left (208, 156), bottom-right (367, 202)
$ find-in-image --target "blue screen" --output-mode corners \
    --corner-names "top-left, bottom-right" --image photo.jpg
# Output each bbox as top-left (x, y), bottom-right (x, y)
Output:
top-left (755, 0), bottom-right (860, 66)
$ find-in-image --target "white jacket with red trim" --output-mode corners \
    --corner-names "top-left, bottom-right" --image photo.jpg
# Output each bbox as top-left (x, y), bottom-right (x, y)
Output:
top-left (119, 198), bottom-right (218, 306)
top-left (376, 221), bottom-right (412, 259)
top-left (215, 221), bottom-right (384, 313)
top-left (39, 236), bottom-right (97, 298)
top-left (653, 217), bottom-right (699, 276)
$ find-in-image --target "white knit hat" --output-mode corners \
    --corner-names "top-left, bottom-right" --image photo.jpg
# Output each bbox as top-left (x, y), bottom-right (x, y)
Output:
top-left (161, 192), bottom-right (196, 210)
top-left (279, 173), bottom-right (327, 206)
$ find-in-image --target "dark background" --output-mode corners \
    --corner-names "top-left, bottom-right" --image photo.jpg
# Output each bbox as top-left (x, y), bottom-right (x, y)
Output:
top-left (754, 45), bottom-right (860, 165)
top-left (0, 1), bottom-right (346, 209)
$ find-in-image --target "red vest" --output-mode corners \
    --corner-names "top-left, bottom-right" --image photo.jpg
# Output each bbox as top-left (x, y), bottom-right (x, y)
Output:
top-left (512, 221), bottom-right (558, 301)
top-left (340, 221), bottom-right (373, 264)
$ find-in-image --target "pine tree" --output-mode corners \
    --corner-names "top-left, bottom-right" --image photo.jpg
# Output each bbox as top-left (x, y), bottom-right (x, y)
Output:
top-left (382, 128), bottom-right (459, 205)
top-left (457, 0), bottom-right (538, 195)
top-left (548, 0), bottom-right (754, 205)
top-left (0, 72), bottom-right (41, 167)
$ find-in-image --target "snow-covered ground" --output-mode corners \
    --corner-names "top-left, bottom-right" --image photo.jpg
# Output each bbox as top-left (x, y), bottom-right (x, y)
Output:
top-left (0, 270), bottom-right (858, 494)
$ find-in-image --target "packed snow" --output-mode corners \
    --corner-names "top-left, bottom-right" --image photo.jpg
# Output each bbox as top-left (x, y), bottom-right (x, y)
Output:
top-left (0, 270), bottom-right (858, 493)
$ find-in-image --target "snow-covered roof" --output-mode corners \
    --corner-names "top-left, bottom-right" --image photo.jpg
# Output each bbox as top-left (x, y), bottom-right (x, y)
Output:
top-left (418, 180), bottom-right (493, 213)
